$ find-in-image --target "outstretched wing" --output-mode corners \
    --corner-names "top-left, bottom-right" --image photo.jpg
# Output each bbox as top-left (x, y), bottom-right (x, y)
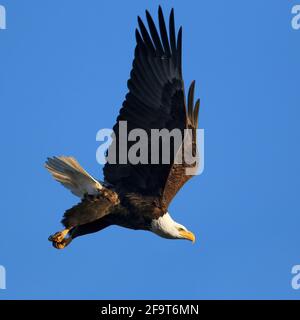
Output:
top-left (103, 7), bottom-right (199, 207)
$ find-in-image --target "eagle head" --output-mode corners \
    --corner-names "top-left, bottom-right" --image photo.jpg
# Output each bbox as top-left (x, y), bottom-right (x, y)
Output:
top-left (150, 212), bottom-right (195, 243)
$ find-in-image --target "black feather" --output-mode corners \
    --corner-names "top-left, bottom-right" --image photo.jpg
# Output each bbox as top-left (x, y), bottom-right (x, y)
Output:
top-left (138, 16), bottom-right (155, 54)
top-left (169, 9), bottom-right (176, 58)
top-left (177, 26), bottom-right (182, 75)
top-left (158, 6), bottom-right (171, 56)
top-left (146, 10), bottom-right (164, 55)
top-left (188, 80), bottom-right (195, 120)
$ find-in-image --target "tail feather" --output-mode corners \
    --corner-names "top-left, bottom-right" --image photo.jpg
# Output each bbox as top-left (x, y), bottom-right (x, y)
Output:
top-left (45, 156), bottom-right (102, 198)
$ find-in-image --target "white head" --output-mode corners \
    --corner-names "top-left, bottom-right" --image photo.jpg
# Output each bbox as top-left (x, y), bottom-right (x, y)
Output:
top-left (150, 212), bottom-right (195, 243)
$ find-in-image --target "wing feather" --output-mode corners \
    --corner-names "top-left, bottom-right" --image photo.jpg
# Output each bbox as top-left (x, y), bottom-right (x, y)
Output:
top-left (158, 6), bottom-right (171, 56)
top-left (145, 10), bottom-right (164, 55)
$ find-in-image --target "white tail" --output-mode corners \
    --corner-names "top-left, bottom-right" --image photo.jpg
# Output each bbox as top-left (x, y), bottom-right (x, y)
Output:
top-left (45, 156), bottom-right (102, 198)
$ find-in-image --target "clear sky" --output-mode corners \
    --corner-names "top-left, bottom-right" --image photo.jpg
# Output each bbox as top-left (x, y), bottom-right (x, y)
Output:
top-left (0, 0), bottom-right (300, 299)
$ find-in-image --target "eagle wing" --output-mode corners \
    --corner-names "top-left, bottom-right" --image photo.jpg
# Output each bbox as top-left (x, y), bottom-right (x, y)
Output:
top-left (103, 7), bottom-right (199, 208)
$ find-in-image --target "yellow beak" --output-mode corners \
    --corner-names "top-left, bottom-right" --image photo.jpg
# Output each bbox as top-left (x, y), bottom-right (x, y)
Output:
top-left (179, 230), bottom-right (196, 243)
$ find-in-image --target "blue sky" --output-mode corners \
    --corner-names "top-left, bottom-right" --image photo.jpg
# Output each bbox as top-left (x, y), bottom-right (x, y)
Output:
top-left (0, 0), bottom-right (300, 299)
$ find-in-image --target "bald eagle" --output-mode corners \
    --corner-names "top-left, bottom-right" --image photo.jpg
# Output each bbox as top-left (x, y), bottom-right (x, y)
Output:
top-left (45, 6), bottom-right (200, 249)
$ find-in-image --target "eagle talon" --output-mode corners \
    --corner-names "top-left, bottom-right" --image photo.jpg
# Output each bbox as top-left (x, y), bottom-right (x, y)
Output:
top-left (48, 232), bottom-right (64, 243)
top-left (52, 237), bottom-right (72, 249)
top-left (48, 229), bottom-right (70, 243)
top-left (52, 241), bottom-right (64, 249)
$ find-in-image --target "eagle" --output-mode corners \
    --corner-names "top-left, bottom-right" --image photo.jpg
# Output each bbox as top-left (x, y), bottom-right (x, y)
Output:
top-left (45, 6), bottom-right (200, 249)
